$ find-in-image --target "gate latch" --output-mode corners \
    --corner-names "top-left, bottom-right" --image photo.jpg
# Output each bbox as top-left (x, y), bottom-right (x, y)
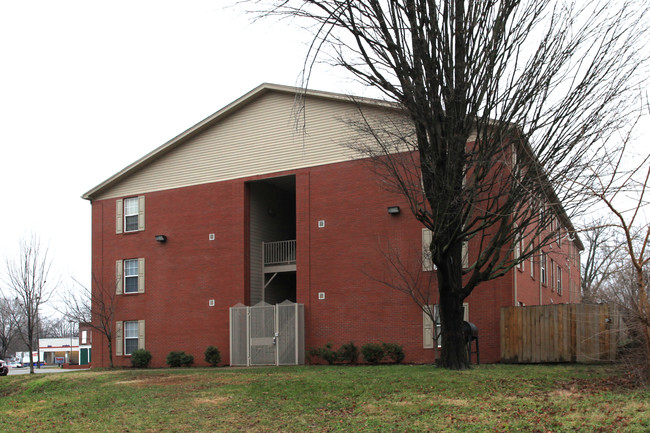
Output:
top-left (273, 332), bottom-right (279, 345)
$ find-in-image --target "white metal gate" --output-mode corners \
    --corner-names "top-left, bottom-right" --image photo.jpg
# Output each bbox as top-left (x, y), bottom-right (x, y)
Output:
top-left (230, 300), bottom-right (304, 366)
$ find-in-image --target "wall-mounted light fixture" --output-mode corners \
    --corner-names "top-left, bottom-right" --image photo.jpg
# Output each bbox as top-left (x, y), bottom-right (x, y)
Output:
top-left (387, 206), bottom-right (401, 215)
top-left (155, 235), bottom-right (167, 243)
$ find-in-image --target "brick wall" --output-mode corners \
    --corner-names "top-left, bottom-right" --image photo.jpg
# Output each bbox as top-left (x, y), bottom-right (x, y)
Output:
top-left (91, 158), bottom-right (579, 368)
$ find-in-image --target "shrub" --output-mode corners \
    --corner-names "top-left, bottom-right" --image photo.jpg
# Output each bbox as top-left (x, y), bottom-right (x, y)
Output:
top-left (130, 349), bottom-right (152, 368)
top-left (167, 351), bottom-right (194, 368)
top-left (204, 345), bottom-right (221, 367)
top-left (382, 343), bottom-right (405, 364)
top-left (181, 353), bottom-right (194, 367)
top-left (308, 343), bottom-right (338, 365)
top-left (337, 342), bottom-right (359, 364)
top-left (361, 343), bottom-right (384, 364)
top-left (166, 351), bottom-right (183, 367)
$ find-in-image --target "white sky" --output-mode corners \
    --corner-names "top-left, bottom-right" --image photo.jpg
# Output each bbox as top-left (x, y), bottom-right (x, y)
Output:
top-left (1, 1), bottom-right (647, 317)
top-left (0, 0), bottom-right (366, 312)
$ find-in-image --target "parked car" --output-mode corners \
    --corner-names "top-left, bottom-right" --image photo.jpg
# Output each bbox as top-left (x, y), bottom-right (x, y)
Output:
top-left (0, 360), bottom-right (8, 376)
top-left (8, 361), bottom-right (21, 368)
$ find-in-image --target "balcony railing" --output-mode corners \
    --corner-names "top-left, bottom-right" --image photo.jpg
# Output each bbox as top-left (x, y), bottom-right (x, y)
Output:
top-left (263, 240), bottom-right (296, 267)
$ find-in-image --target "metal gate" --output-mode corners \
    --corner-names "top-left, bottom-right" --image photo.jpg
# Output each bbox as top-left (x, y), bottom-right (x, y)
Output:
top-left (230, 300), bottom-right (304, 366)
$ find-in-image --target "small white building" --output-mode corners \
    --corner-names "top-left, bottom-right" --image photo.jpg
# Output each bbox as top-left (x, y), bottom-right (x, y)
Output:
top-left (38, 337), bottom-right (83, 365)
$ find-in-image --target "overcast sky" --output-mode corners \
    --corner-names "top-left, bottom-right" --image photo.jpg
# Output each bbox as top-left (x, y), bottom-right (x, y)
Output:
top-left (0, 0), bottom-right (368, 313)
top-left (1, 1), bottom-right (647, 317)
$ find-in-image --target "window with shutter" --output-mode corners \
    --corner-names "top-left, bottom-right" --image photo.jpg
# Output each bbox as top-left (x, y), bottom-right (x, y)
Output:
top-left (117, 258), bottom-right (145, 295)
top-left (424, 304), bottom-right (469, 348)
top-left (118, 196), bottom-right (145, 233)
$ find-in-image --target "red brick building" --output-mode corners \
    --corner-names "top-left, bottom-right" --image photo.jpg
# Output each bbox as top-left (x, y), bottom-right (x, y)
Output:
top-left (83, 84), bottom-right (582, 368)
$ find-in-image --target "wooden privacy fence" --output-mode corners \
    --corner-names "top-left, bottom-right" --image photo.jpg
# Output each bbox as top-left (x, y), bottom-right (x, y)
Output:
top-left (501, 304), bottom-right (620, 363)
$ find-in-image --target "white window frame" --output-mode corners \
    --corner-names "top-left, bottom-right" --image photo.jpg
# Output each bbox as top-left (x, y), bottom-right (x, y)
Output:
top-left (124, 321), bottom-right (139, 355)
top-left (124, 197), bottom-right (139, 232)
top-left (557, 265), bottom-right (563, 295)
top-left (124, 259), bottom-right (139, 293)
top-left (540, 252), bottom-right (547, 285)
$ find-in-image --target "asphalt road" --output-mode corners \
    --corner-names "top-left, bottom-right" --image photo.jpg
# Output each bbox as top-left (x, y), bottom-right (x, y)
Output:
top-left (7, 366), bottom-right (86, 375)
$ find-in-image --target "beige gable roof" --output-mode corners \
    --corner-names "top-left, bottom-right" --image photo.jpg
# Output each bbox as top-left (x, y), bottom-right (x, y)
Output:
top-left (82, 83), bottom-right (399, 201)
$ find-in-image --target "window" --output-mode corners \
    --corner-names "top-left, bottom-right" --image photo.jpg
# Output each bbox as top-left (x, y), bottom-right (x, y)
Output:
top-left (462, 240), bottom-right (469, 269)
top-left (540, 252), bottom-right (547, 285)
top-left (422, 228), bottom-right (434, 271)
top-left (124, 259), bottom-right (139, 293)
top-left (557, 265), bottom-right (563, 295)
top-left (115, 258), bottom-right (145, 294)
top-left (124, 321), bottom-right (139, 355)
top-left (530, 245), bottom-right (535, 278)
top-left (81, 330), bottom-right (87, 345)
top-left (513, 230), bottom-right (523, 270)
top-left (423, 304), bottom-right (469, 348)
top-left (550, 259), bottom-right (555, 289)
top-left (116, 196), bottom-right (145, 233)
top-left (115, 320), bottom-right (145, 356)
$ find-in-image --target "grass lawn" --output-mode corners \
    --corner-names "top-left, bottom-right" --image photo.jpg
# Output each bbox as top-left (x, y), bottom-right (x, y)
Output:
top-left (0, 364), bottom-right (647, 432)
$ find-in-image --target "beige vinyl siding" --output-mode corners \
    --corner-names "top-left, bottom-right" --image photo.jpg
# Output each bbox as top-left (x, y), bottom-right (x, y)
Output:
top-left (92, 92), bottom-right (396, 200)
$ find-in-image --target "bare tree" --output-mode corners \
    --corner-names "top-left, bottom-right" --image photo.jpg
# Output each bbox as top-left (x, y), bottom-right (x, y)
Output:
top-left (580, 117), bottom-right (650, 379)
top-left (40, 315), bottom-right (74, 338)
top-left (0, 297), bottom-right (21, 360)
top-left (245, 0), bottom-right (649, 369)
top-left (63, 275), bottom-right (117, 368)
top-left (2, 235), bottom-right (56, 373)
top-left (581, 221), bottom-right (624, 302)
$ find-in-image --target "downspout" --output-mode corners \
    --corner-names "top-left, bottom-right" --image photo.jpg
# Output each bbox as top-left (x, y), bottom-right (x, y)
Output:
top-left (539, 236), bottom-right (543, 305)
top-left (513, 262), bottom-right (518, 306)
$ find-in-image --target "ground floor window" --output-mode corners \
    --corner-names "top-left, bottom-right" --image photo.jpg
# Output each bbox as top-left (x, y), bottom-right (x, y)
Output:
top-left (124, 321), bottom-right (139, 355)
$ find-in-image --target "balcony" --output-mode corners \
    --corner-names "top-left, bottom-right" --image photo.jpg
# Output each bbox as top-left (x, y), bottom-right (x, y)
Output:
top-left (263, 240), bottom-right (296, 273)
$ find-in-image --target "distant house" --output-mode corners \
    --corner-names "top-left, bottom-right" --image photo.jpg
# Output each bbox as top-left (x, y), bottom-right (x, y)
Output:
top-left (83, 84), bottom-right (582, 368)
top-left (38, 337), bottom-right (77, 365)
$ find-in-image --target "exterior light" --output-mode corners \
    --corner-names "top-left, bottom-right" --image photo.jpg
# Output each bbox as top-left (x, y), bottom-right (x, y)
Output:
top-left (155, 235), bottom-right (167, 243)
top-left (387, 206), bottom-right (401, 215)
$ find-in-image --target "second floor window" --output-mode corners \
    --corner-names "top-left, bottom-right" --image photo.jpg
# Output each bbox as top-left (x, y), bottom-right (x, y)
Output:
top-left (124, 259), bottom-right (139, 293)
